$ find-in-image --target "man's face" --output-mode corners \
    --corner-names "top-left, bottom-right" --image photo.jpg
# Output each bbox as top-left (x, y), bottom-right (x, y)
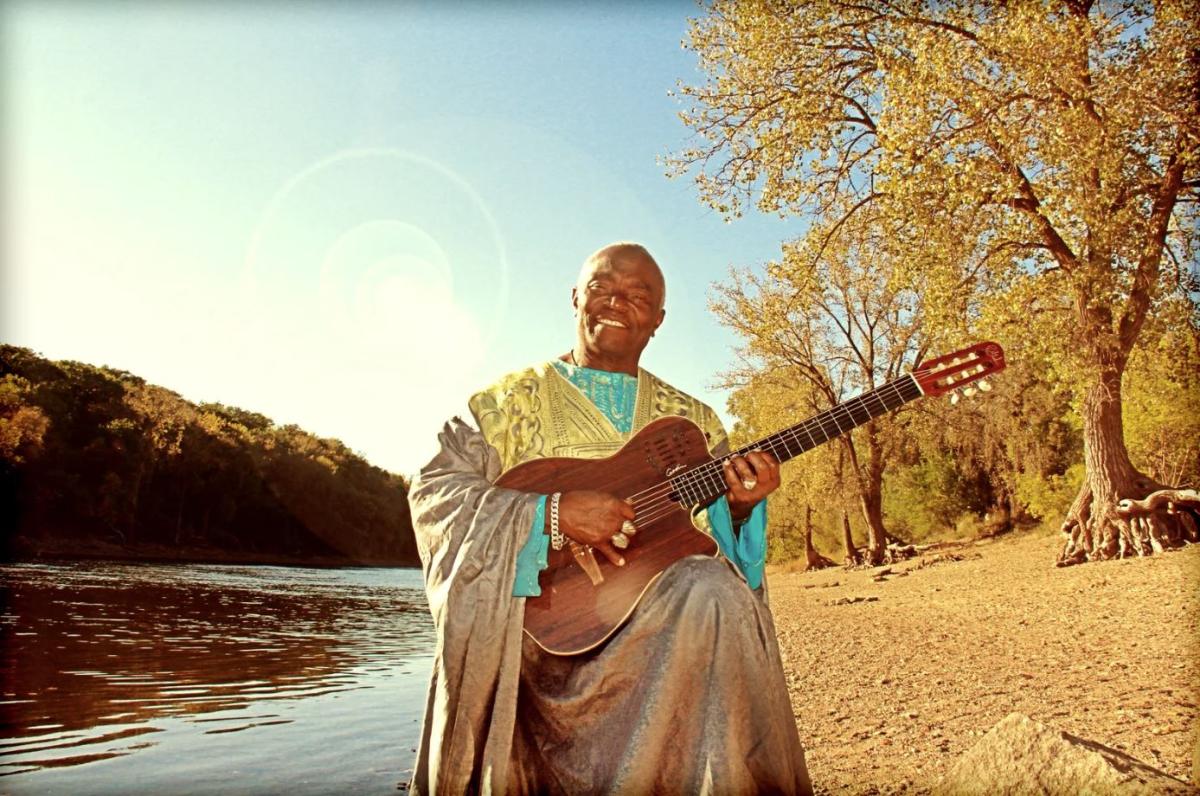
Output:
top-left (572, 249), bottom-right (666, 368)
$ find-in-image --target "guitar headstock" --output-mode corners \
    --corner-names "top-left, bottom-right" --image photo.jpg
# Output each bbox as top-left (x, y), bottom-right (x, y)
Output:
top-left (913, 341), bottom-right (1006, 401)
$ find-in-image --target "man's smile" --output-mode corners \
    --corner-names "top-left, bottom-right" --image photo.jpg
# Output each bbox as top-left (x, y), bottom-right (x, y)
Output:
top-left (596, 317), bottom-right (628, 329)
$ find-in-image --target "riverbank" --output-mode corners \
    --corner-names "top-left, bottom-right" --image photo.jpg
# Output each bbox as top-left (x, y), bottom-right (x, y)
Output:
top-left (4, 536), bottom-right (419, 568)
top-left (767, 527), bottom-right (1200, 794)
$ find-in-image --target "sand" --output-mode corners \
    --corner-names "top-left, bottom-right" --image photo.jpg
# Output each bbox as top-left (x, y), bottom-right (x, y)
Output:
top-left (768, 529), bottom-right (1200, 794)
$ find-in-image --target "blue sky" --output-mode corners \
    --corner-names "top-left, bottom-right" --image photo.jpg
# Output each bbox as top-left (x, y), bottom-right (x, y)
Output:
top-left (3, 2), bottom-right (797, 474)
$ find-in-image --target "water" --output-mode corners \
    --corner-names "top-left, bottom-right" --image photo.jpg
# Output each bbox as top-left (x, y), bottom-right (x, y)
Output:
top-left (0, 561), bottom-right (436, 795)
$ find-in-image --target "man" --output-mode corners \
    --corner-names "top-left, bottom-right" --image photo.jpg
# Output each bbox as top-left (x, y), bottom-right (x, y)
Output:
top-left (408, 243), bottom-right (811, 794)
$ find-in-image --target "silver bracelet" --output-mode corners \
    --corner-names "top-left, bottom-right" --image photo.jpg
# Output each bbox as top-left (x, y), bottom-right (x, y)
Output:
top-left (549, 492), bottom-right (564, 551)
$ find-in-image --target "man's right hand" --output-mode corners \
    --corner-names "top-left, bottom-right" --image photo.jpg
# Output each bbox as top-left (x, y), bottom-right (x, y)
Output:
top-left (555, 490), bottom-right (635, 567)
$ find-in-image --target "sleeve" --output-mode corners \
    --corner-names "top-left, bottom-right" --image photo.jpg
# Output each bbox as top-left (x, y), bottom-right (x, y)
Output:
top-left (513, 496), bottom-right (550, 596)
top-left (705, 495), bottom-right (768, 590)
top-left (407, 418), bottom-right (541, 794)
top-left (696, 401), bottom-right (767, 589)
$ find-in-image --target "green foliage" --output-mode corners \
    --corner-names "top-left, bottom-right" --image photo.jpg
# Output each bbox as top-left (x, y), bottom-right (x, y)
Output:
top-left (883, 453), bottom-right (991, 542)
top-left (0, 344), bottom-right (417, 565)
top-left (1122, 304), bottom-right (1200, 487)
top-left (1016, 464), bottom-right (1087, 524)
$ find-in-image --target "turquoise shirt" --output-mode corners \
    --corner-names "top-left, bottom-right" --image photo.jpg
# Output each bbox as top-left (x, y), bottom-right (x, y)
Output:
top-left (512, 361), bottom-right (767, 595)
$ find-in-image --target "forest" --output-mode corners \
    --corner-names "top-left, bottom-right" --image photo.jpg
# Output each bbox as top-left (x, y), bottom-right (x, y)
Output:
top-left (0, 344), bottom-right (418, 566)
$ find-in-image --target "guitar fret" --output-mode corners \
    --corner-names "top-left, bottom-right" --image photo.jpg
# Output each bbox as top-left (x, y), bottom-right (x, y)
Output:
top-left (670, 375), bottom-right (925, 507)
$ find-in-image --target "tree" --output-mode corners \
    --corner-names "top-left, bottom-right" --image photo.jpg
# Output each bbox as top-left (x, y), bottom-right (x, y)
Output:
top-left (727, 367), bottom-right (857, 561)
top-left (669, 0), bottom-right (1199, 564)
top-left (0, 375), bottom-right (50, 466)
top-left (717, 219), bottom-right (924, 565)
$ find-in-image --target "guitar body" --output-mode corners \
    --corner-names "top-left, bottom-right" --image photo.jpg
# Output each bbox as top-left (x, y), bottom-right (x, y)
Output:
top-left (495, 416), bottom-right (720, 656)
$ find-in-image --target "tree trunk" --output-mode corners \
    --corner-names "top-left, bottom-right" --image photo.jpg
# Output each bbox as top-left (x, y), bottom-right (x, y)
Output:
top-left (804, 504), bottom-right (834, 571)
top-left (842, 510), bottom-right (861, 567)
top-left (842, 425), bottom-right (890, 566)
top-left (1058, 364), bottom-right (1199, 565)
top-left (859, 487), bottom-right (888, 565)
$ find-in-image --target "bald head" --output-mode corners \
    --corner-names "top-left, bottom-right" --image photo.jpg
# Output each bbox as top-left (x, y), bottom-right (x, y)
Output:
top-left (578, 243), bottom-right (665, 310)
top-left (569, 241), bottom-right (666, 375)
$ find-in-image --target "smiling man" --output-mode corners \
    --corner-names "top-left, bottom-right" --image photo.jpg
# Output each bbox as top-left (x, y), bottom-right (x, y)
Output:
top-left (408, 243), bottom-right (812, 795)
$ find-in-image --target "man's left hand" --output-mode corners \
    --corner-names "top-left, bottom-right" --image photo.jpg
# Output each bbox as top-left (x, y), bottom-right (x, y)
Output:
top-left (722, 450), bottom-right (780, 523)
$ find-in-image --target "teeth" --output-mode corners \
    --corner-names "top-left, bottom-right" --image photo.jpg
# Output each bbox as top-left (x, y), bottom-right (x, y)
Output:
top-left (597, 318), bottom-right (627, 328)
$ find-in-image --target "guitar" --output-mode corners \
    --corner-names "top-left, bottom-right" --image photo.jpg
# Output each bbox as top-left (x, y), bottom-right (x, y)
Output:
top-left (496, 341), bottom-right (1006, 655)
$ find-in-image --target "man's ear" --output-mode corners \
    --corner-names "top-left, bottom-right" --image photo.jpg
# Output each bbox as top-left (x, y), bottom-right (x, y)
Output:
top-left (571, 287), bottom-right (579, 313)
top-left (652, 308), bottom-right (665, 336)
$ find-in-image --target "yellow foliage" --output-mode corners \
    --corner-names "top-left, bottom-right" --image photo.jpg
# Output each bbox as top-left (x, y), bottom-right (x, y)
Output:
top-left (670, 1), bottom-right (1199, 543)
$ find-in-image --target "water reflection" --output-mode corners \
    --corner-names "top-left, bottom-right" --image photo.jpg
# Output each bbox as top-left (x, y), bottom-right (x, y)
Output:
top-left (0, 562), bottom-right (434, 793)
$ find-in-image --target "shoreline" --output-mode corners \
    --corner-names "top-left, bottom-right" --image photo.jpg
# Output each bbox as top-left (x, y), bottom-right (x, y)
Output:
top-left (3, 537), bottom-right (419, 569)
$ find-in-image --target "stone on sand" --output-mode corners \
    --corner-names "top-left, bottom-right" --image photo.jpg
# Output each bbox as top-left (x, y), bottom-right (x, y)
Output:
top-left (934, 713), bottom-right (1192, 795)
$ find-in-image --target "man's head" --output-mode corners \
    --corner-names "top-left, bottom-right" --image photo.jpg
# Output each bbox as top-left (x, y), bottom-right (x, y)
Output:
top-left (570, 243), bottom-right (666, 375)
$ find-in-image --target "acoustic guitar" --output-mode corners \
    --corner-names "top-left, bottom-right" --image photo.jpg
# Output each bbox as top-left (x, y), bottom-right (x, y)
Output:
top-left (496, 341), bottom-right (1006, 655)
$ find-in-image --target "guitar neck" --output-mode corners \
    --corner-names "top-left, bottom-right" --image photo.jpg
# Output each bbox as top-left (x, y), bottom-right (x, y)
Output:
top-left (669, 374), bottom-right (924, 507)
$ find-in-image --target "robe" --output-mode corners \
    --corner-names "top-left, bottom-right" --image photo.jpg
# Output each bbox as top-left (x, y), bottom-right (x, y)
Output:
top-left (408, 362), bottom-right (811, 795)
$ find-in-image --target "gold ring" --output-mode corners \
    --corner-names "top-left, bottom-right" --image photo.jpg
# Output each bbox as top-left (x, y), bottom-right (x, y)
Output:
top-left (621, 519), bottom-right (638, 536)
top-left (611, 531), bottom-right (630, 549)
top-left (741, 478), bottom-right (758, 491)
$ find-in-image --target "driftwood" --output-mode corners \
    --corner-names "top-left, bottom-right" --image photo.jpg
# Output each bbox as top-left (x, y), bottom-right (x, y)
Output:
top-left (883, 542), bottom-right (918, 564)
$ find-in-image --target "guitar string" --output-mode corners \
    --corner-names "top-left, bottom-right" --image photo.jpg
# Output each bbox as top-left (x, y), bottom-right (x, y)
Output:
top-left (623, 377), bottom-right (914, 521)
top-left (621, 376), bottom-right (914, 507)
top-left (622, 377), bottom-right (920, 528)
top-left (624, 380), bottom-right (916, 529)
top-left (628, 379), bottom-right (914, 527)
top-left (624, 356), bottom-right (986, 525)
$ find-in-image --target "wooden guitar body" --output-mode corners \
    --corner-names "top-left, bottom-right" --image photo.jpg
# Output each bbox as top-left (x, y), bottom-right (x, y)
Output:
top-left (495, 416), bottom-right (720, 655)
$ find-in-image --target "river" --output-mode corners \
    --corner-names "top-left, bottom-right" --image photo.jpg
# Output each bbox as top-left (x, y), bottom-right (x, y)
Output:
top-left (0, 561), bottom-right (435, 795)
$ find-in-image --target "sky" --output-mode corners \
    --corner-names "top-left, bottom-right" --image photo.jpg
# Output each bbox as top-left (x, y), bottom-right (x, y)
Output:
top-left (2, 1), bottom-right (799, 475)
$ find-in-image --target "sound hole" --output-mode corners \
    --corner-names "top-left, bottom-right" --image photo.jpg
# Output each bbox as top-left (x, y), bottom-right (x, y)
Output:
top-left (642, 429), bottom-right (689, 476)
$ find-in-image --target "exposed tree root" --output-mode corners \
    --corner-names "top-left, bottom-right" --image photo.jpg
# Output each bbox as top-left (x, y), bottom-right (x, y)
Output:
top-left (1058, 483), bottom-right (1200, 567)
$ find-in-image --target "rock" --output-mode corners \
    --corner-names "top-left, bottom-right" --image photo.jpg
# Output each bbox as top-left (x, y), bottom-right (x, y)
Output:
top-left (1192, 723), bottom-right (1200, 787)
top-left (935, 713), bottom-right (1192, 795)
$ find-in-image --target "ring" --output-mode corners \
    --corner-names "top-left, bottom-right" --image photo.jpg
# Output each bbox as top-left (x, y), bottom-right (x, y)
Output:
top-left (741, 478), bottom-right (758, 491)
top-left (621, 519), bottom-right (638, 536)
top-left (611, 531), bottom-right (630, 549)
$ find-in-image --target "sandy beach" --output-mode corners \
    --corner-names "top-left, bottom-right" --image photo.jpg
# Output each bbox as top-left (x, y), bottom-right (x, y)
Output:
top-left (768, 529), bottom-right (1200, 794)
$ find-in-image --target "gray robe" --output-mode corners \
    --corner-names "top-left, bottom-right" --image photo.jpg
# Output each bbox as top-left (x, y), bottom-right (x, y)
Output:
top-left (409, 418), bottom-right (811, 795)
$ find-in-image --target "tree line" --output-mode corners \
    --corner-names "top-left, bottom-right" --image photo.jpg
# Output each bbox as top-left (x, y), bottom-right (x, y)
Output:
top-left (0, 345), bottom-right (418, 566)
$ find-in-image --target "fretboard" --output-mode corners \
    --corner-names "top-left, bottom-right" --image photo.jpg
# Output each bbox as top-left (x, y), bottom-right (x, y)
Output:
top-left (667, 374), bottom-right (924, 507)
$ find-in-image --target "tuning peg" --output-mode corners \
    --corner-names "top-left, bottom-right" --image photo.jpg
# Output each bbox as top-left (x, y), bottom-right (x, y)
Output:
top-left (950, 390), bottom-right (961, 405)
top-left (977, 379), bottom-right (992, 392)
top-left (963, 386), bottom-right (978, 398)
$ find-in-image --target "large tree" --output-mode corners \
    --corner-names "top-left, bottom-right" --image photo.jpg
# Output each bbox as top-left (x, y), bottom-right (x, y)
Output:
top-left (669, 0), bottom-right (1199, 564)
